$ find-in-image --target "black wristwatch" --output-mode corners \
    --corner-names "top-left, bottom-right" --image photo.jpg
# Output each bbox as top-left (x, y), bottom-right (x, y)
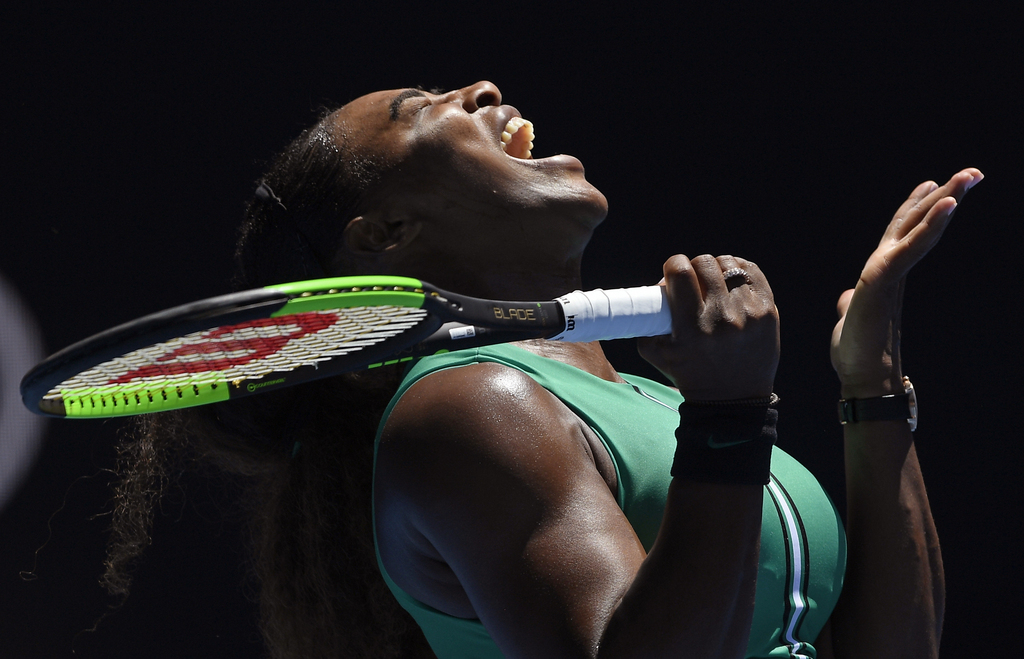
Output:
top-left (837, 376), bottom-right (917, 431)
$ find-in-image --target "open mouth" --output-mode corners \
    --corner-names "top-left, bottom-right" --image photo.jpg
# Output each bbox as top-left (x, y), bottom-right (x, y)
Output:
top-left (501, 117), bottom-right (534, 160)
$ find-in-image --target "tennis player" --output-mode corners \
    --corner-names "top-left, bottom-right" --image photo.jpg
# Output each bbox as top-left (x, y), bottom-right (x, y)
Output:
top-left (105, 81), bottom-right (980, 658)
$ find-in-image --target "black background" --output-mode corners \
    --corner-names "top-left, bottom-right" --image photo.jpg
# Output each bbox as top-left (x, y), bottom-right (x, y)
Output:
top-left (2, 4), bottom-right (1020, 657)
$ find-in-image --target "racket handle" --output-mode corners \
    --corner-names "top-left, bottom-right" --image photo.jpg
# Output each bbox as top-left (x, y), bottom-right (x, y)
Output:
top-left (550, 286), bottom-right (673, 342)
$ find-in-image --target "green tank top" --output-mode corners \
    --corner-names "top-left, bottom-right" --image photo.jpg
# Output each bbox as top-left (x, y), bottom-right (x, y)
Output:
top-left (373, 345), bottom-right (846, 658)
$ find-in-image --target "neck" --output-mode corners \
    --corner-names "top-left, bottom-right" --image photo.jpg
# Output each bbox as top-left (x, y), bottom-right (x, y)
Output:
top-left (373, 255), bottom-right (586, 303)
top-left (457, 268), bottom-right (584, 302)
top-left (351, 252), bottom-right (622, 380)
top-left (514, 339), bottom-right (624, 383)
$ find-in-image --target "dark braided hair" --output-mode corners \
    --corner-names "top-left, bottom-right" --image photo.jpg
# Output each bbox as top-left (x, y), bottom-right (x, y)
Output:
top-left (102, 108), bottom-right (435, 658)
top-left (235, 116), bottom-right (382, 286)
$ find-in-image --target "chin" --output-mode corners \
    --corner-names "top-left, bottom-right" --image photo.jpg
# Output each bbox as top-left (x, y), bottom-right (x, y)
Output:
top-left (588, 188), bottom-right (610, 225)
top-left (556, 161), bottom-right (608, 226)
top-left (514, 168), bottom-right (608, 224)
top-left (555, 184), bottom-right (609, 231)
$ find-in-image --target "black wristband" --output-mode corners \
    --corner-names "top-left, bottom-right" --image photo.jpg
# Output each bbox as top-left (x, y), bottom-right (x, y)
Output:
top-left (672, 396), bottom-right (778, 485)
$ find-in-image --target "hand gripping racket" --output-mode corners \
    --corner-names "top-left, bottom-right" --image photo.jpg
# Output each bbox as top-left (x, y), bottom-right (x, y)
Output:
top-left (21, 275), bottom-right (672, 419)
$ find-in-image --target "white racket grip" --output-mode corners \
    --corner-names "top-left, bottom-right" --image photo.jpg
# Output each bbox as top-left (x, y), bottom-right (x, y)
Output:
top-left (549, 286), bottom-right (673, 342)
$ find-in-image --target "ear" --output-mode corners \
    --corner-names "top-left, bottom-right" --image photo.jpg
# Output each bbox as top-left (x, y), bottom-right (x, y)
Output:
top-left (342, 216), bottom-right (422, 255)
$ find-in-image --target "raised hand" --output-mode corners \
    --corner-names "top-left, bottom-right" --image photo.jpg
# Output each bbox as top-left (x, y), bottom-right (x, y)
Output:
top-left (831, 168), bottom-right (982, 398)
top-left (638, 254), bottom-right (780, 401)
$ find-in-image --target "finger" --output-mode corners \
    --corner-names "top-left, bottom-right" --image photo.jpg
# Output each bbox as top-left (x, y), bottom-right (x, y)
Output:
top-left (913, 169), bottom-right (980, 218)
top-left (715, 254), bottom-right (749, 292)
top-left (883, 196), bottom-right (958, 277)
top-left (836, 289), bottom-right (854, 318)
top-left (732, 256), bottom-right (772, 296)
top-left (884, 180), bottom-right (938, 243)
top-left (939, 167), bottom-right (983, 205)
top-left (889, 169), bottom-right (983, 241)
top-left (661, 254), bottom-right (702, 337)
top-left (902, 179), bottom-right (940, 215)
top-left (712, 256), bottom-right (778, 325)
top-left (691, 254), bottom-right (728, 299)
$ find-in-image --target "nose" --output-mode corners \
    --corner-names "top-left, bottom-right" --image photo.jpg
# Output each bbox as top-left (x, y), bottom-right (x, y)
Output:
top-left (450, 81), bottom-right (502, 112)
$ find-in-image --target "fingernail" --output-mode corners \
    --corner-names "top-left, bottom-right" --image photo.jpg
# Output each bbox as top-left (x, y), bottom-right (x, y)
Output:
top-left (946, 200), bottom-right (958, 215)
top-left (965, 173), bottom-right (983, 190)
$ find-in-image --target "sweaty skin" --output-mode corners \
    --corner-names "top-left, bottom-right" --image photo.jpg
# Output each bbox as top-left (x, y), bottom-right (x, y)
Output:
top-left (334, 81), bottom-right (607, 303)
top-left (334, 80), bottom-right (977, 658)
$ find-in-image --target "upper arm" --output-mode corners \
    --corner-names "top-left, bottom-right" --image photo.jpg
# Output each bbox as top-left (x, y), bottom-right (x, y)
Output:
top-left (374, 363), bottom-right (647, 656)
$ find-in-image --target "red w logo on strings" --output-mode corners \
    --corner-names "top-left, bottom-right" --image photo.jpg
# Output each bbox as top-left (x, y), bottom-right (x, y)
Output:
top-left (108, 312), bottom-right (338, 384)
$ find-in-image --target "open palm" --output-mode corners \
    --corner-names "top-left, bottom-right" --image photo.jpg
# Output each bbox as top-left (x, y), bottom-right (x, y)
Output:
top-left (831, 168), bottom-right (982, 398)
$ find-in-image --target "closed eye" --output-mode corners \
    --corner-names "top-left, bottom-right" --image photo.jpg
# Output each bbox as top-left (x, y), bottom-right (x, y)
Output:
top-left (389, 89), bottom-right (428, 121)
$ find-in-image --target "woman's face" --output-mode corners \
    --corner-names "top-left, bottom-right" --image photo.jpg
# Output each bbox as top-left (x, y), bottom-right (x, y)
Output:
top-left (329, 82), bottom-right (608, 292)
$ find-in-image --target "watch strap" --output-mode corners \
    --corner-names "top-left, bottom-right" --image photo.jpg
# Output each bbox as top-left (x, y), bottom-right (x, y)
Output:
top-left (838, 377), bottom-right (916, 431)
top-left (837, 393), bottom-right (910, 424)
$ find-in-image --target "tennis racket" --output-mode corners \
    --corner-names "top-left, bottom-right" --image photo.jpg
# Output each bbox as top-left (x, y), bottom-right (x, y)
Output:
top-left (21, 275), bottom-right (672, 419)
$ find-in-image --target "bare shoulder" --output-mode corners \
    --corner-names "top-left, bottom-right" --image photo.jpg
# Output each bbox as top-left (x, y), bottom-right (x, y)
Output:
top-left (375, 362), bottom-right (642, 626)
top-left (380, 361), bottom-right (584, 455)
top-left (376, 361), bottom-right (597, 514)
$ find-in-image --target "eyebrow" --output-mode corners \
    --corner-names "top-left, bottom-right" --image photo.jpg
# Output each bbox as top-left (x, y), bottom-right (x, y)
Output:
top-left (389, 89), bottom-right (427, 121)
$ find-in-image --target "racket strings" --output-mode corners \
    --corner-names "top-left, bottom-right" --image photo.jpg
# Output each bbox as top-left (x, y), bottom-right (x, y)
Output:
top-left (46, 305), bottom-right (430, 404)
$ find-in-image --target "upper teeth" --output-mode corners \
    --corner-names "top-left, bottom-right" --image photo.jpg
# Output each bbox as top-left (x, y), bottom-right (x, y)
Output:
top-left (501, 117), bottom-right (534, 159)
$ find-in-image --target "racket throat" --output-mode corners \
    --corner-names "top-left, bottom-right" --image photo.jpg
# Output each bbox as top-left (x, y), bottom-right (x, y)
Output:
top-left (412, 322), bottom-right (551, 357)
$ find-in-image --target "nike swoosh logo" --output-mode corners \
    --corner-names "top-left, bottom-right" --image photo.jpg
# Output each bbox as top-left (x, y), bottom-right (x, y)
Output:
top-left (707, 437), bottom-right (753, 448)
